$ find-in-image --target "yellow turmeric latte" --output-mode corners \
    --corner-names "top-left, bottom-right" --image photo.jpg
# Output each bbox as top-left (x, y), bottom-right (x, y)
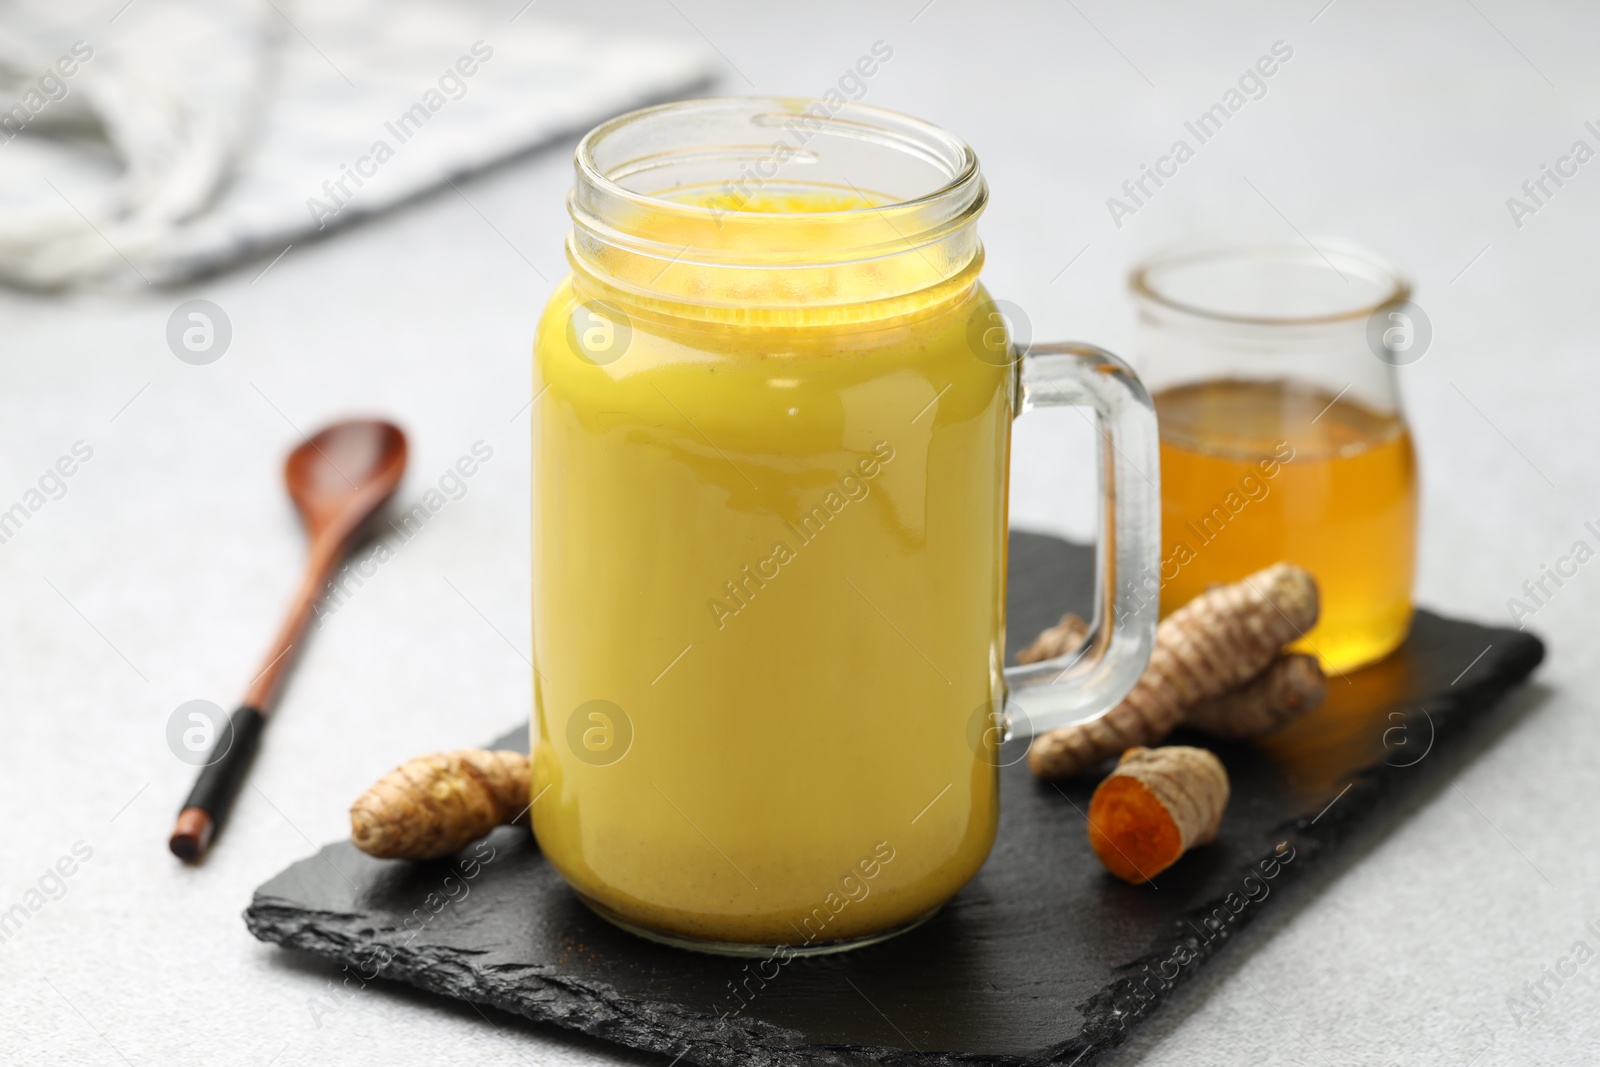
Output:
top-left (531, 188), bottom-right (1011, 946)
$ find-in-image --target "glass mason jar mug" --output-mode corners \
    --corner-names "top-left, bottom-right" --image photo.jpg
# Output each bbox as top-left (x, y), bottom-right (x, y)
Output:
top-left (1129, 240), bottom-right (1420, 673)
top-left (531, 98), bottom-right (1160, 955)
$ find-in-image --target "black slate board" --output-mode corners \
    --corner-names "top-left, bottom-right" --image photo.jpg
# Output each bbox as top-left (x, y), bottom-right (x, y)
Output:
top-left (246, 532), bottom-right (1544, 1066)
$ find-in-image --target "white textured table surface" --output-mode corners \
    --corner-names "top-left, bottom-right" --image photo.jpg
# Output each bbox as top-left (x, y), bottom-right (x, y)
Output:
top-left (4, 1), bottom-right (1598, 1064)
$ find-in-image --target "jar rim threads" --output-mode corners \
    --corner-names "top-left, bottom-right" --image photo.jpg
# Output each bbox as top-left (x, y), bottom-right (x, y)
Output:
top-left (566, 97), bottom-right (988, 314)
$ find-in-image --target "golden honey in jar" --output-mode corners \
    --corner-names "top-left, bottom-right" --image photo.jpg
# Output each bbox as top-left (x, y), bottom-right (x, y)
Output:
top-left (1131, 242), bottom-right (1420, 673)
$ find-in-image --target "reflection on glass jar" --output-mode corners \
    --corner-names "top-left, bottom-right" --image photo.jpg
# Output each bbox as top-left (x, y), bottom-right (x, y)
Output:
top-left (1130, 240), bottom-right (1419, 673)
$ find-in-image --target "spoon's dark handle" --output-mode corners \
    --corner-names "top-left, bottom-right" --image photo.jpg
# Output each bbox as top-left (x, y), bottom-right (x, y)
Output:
top-left (168, 706), bottom-right (267, 862)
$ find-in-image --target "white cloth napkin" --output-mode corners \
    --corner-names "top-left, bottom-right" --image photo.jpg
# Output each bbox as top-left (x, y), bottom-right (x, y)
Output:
top-left (0, 0), bottom-right (710, 288)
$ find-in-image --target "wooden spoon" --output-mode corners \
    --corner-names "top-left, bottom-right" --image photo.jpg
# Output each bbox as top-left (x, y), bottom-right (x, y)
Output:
top-left (169, 419), bottom-right (408, 861)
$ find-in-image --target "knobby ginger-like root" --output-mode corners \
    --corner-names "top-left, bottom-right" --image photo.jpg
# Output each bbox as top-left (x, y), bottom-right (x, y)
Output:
top-left (350, 749), bottom-right (531, 860)
top-left (1185, 653), bottom-right (1327, 739)
top-left (1015, 613), bottom-right (1090, 666)
top-left (1087, 746), bottom-right (1229, 884)
top-left (1026, 562), bottom-right (1319, 781)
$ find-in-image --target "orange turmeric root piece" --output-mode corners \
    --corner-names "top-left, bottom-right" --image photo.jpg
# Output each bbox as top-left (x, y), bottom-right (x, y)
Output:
top-left (350, 749), bottom-right (531, 860)
top-left (1028, 562), bottom-right (1319, 781)
top-left (1087, 746), bottom-right (1229, 884)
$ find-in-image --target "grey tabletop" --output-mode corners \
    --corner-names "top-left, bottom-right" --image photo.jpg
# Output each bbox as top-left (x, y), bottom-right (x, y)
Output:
top-left (3, 1), bottom-right (1596, 1064)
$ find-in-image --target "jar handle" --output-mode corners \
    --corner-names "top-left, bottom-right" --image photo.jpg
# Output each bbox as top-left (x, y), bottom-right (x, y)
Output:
top-left (1001, 342), bottom-right (1161, 738)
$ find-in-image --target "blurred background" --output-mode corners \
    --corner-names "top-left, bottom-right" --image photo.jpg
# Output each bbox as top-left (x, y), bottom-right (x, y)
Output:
top-left (3, 0), bottom-right (1598, 1064)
